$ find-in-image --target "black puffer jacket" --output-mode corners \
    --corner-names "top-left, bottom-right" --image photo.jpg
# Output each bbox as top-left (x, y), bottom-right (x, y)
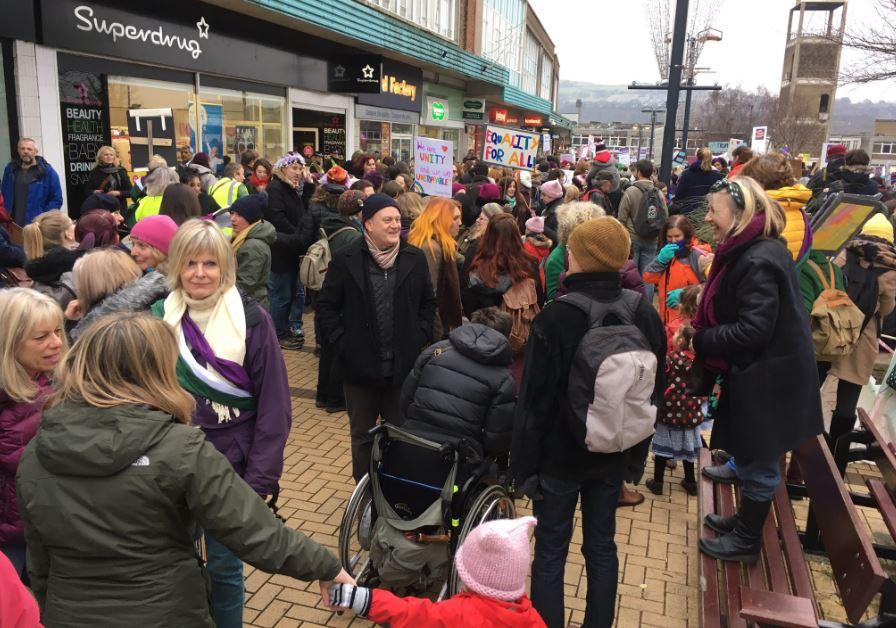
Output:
top-left (264, 175), bottom-right (315, 274)
top-left (399, 324), bottom-right (515, 459)
top-left (25, 246), bottom-right (81, 310)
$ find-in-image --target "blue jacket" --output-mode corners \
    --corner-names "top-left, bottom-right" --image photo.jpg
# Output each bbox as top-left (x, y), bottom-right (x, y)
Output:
top-left (1, 157), bottom-right (64, 224)
top-left (0, 225), bottom-right (25, 268)
top-left (673, 160), bottom-right (723, 212)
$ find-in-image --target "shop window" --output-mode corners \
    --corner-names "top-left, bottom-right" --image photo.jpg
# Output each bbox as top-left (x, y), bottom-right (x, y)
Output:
top-left (199, 86), bottom-right (285, 166)
top-left (108, 76), bottom-right (194, 171)
top-left (359, 120), bottom-right (385, 159)
top-left (293, 108), bottom-right (347, 162)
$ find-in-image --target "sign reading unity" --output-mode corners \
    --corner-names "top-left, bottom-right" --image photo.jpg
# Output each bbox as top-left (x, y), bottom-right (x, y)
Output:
top-left (482, 125), bottom-right (540, 170)
top-left (413, 136), bottom-right (453, 197)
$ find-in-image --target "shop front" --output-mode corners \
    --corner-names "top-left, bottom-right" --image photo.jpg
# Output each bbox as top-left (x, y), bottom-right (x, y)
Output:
top-left (355, 59), bottom-right (422, 161)
top-left (34, 0), bottom-right (363, 213)
top-left (417, 83), bottom-right (465, 162)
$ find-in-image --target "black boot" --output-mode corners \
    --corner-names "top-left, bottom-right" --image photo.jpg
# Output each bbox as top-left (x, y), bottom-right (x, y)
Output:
top-left (645, 456), bottom-right (668, 495)
top-left (702, 462), bottom-right (740, 484)
top-left (703, 512), bottom-right (738, 534)
top-left (680, 460), bottom-right (697, 496)
top-left (699, 497), bottom-right (771, 563)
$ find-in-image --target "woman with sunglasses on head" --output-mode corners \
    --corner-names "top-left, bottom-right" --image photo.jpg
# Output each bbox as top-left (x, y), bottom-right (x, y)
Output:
top-left (694, 176), bottom-right (822, 564)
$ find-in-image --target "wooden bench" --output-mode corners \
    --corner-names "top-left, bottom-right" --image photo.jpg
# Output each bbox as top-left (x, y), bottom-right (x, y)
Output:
top-left (698, 435), bottom-right (892, 627)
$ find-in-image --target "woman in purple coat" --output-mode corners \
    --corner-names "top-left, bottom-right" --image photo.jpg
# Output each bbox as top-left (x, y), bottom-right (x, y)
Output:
top-left (0, 288), bottom-right (65, 580)
top-left (151, 219), bottom-right (290, 627)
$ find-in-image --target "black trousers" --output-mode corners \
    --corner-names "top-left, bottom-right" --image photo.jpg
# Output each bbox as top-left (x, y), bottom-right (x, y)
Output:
top-left (344, 381), bottom-right (402, 482)
top-left (315, 334), bottom-right (344, 405)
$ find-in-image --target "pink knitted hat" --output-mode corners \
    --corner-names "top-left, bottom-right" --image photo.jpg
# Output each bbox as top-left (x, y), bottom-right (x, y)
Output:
top-left (454, 516), bottom-right (537, 601)
top-left (540, 179), bottom-right (564, 203)
top-left (131, 215), bottom-right (178, 254)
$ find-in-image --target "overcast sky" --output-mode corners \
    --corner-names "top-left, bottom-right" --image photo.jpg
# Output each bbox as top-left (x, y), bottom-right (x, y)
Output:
top-left (528, 0), bottom-right (896, 102)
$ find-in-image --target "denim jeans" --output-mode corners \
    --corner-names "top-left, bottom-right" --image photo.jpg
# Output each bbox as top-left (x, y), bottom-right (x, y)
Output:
top-left (631, 239), bottom-right (657, 303)
top-left (737, 458), bottom-right (782, 501)
top-left (205, 534), bottom-right (244, 628)
top-left (267, 270), bottom-right (297, 338)
top-left (531, 469), bottom-right (625, 628)
top-left (289, 279), bottom-right (305, 336)
top-left (1, 543), bottom-right (26, 581)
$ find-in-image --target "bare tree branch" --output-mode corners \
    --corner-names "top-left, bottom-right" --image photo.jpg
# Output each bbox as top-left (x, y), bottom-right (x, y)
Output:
top-left (840, 0), bottom-right (896, 85)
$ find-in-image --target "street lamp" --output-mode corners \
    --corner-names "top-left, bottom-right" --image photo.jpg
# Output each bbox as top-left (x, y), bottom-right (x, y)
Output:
top-left (681, 28), bottom-right (723, 153)
top-left (642, 108), bottom-right (666, 162)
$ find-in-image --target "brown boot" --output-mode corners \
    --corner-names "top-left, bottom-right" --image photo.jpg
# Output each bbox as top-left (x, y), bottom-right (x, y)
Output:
top-left (617, 483), bottom-right (645, 508)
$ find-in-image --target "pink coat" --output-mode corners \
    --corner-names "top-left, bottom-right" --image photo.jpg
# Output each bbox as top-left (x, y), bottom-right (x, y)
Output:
top-left (0, 377), bottom-right (50, 546)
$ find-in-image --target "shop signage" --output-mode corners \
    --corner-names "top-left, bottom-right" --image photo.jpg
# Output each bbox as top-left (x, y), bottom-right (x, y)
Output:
top-left (328, 56), bottom-right (382, 94)
top-left (355, 104), bottom-right (418, 126)
top-left (323, 118), bottom-right (347, 160)
top-left (357, 60), bottom-right (422, 113)
top-left (482, 125), bottom-right (540, 170)
top-left (462, 99), bottom-right (485, 122)
top-left (413, 136), bottom-right (453, 197)
top-left (489, 108), bottom-right (520, 126)
top-left (523, 115), bottom-right (545, 127)
top-left (59, 69), bottom-right (111, 216)
top-left (423, 97), bottom-right (452, 125)
top-left (431, 102), bottom-right (446, 121)
top-left (43, 0), bottom-right (324, 89)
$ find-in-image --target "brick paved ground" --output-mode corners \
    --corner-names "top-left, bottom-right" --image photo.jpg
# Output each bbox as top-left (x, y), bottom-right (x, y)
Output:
top-left (242, 316), bottom-right (891, 627)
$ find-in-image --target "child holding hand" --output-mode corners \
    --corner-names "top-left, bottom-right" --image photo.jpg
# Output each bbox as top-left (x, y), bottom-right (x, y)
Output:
top-left (328, 516), bottom-right (546, 627)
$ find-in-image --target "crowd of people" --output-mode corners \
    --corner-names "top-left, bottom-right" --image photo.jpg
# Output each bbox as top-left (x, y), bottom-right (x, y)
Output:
top-left (0, 134), bottom-right (894, 627)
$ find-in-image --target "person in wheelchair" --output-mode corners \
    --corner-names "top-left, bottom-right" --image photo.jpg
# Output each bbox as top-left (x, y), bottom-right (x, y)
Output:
top-left (397, 306), bottom-right (516, 466)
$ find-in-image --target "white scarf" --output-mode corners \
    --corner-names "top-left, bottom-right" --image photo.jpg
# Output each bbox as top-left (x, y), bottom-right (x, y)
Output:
top-left (163, 285), bottom-right (247, 401)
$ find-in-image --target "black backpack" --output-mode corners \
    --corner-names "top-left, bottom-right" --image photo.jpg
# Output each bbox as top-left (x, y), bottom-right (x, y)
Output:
top-left (632, 186), bottom-right (666, 239)
top-left (842, 248), bottom-right (883, 333)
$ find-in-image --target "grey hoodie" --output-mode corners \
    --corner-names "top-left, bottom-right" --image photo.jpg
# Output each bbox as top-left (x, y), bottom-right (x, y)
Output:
top-left (69, 271), bottom-right (169, 341)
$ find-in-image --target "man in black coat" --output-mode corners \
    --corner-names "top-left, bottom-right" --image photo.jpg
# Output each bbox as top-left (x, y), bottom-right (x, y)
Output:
top-left (264, 154), bottom-right (315, 350)
top-left (512, 217), bottom-right (666, 628)
top-left (317, 193), bottom-right (436, 483)
top-left (398, 307), bottom-right (516, 461)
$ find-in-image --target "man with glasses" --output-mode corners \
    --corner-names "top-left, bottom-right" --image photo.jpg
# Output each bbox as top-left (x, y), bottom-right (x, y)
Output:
top-left (317, 193), bottom-right (436, 482)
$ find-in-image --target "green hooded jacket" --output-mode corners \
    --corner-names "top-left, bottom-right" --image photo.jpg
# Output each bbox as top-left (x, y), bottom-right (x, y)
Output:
top-left (16, 403), bottom-right (340, 627)
top-left (234, 219), bottom-right (276, 306)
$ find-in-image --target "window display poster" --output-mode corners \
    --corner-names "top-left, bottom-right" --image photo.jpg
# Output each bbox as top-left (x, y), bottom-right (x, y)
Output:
top-left (482, 125), bottom-right (540, 170)
top-left (413, 136), bottom-right (453, 197)
top-left (58, 69), bottom-right (111, 217)
top-left (189, 104), bottom-right (223, 168)
top-left (235, 126), bottom-right (257, 155)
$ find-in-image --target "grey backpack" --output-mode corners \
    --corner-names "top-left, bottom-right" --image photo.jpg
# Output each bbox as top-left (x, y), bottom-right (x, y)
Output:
top-left (560, 291), bottom-right (658, 453)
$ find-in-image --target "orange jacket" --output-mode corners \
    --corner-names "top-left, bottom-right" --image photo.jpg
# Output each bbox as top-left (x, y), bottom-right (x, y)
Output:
top-left (643, 246), bottom-right (708, 325)
top-left (369, 590), bottom-right (546, 628)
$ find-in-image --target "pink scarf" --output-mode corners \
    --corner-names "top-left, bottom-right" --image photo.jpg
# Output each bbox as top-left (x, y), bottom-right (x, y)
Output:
top-left (364, 231), bottom-right (400, 270)
top-left (693, 214), bottom-right (767, 373)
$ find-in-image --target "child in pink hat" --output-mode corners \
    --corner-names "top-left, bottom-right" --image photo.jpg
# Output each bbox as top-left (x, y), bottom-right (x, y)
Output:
top-left (328, 516), bottom-right (545, 627)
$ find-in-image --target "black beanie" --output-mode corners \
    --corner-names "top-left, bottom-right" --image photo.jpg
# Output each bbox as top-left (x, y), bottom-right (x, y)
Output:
top-left (229, 193), bottom-right (266, 224)
top-left (361, 193), bottom-right (398, 223)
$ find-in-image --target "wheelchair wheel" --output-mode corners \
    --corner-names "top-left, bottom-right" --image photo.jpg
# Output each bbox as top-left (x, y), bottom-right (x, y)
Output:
top-left (443, 484), bottom-right (516, 598)
top-left (338, 473), bottom-right (374, 583)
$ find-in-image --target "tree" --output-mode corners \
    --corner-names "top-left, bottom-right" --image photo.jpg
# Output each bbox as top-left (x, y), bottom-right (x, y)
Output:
top-left (841, 0), bottom-right (896, 85)
top-left (693, 87), bottom-right (776, 140)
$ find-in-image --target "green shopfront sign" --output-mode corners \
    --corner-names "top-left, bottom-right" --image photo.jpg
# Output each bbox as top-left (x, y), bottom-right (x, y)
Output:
top-left (431, 101), bottom-right (446, 121)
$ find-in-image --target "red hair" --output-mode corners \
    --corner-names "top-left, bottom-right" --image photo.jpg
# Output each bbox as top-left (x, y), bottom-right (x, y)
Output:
top-left (468, 213), bottom-right (536, 287)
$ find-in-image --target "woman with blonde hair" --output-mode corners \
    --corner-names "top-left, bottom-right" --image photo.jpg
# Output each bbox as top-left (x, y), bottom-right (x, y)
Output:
top-left (150, 218), bottom-right (292, 625)
top-left (408, 197), bottom-right (464, 339)
top-left (16, 313), bottom-right (352, 626)
top-left (23, 210), bottom-right (79, 310)
top-left (85, 145), bottom-right (131, 210)
top-left (66, 248), bottom-right (142, 336)
top-left (563, 184), bottom-right (581, 203)
top-left (397, 191), bottom-right (425, 239)
top-left (543, 201), bottom-right (606, 300)
top-left (673, 146), bottom-right (724, 214)
top-left (69, 215), bottom-right (179, 342)
top-left (0, 288), bottom-right (65, 580)
top-left (695, 176), bottom-right (822, 563)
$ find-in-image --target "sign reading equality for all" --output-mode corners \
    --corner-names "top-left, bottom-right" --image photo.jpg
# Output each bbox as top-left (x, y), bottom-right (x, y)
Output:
top-left (413, 136), bottom-right (453, 197)
top-left (481, 125), bottom-right (540, 170)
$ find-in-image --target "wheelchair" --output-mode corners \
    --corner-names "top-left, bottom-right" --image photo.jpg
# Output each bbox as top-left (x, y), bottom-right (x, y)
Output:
top-left (338, 423), bottom-right (516, 600)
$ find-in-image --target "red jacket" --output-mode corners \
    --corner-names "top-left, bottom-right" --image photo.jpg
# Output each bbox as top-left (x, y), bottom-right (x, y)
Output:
top-left (0, 551), bottom-right (42, 627)
top-left (0, 376), bottom-right (50, 545)
top-left (368, 590), bottom-right (546, 628)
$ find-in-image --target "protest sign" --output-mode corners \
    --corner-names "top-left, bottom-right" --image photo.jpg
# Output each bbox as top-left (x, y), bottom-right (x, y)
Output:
top-left (482, 125), bottom-right (540, 169)
top-left (413, 136), bottom-right (453, 197)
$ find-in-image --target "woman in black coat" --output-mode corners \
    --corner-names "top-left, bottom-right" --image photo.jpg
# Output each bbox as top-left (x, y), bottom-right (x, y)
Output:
top-left (85, 146), bottom-right (132, 211)
top-left (693, 177), bottom-right (822, 563)
top-left (672, 148), bottom-right (724, 214)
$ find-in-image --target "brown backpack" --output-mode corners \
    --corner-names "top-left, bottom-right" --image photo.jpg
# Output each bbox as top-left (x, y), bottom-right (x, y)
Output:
top-left (500, 277), bottom-right (541, 356)
top-left (806, 259), bottom-right (864, 360)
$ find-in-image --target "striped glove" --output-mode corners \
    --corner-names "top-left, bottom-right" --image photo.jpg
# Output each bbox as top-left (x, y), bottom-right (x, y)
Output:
top-left (328, 583), bottom-right (372, 617)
